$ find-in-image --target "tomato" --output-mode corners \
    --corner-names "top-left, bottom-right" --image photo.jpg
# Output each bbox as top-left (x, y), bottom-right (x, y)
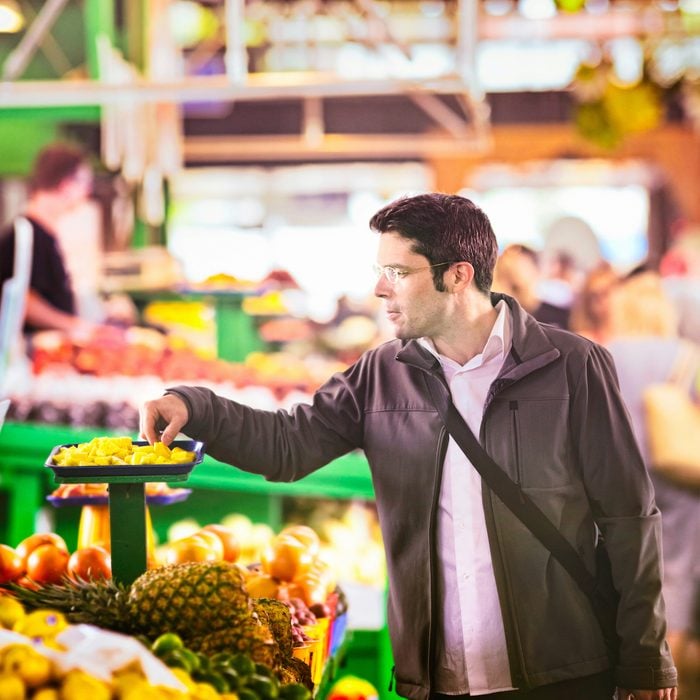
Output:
top-left (25, 544), bottom-right (69, 585)
top-left (67, 545), bottom-right (112, 581)
top-left (261, 534), bottom-right (315, 582)
top-left (16, 533), bottom-right (68, 566)
top-left (201, 524), bottom-right (241, 563)
top-left (0, 544), bottom-right (25, 584)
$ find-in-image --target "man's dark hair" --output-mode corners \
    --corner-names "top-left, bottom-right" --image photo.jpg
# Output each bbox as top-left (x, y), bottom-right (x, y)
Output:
top-left (369, 193), bottom-right (498, 294)
top-left (29, 143), bottom-right (88, 193)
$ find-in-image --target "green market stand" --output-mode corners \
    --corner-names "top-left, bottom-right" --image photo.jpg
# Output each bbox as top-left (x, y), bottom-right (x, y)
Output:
top-left (0, 421), bottom-right (398, 698)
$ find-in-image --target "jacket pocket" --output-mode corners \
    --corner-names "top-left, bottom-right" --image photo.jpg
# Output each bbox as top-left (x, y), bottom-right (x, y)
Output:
top-left (492, 396), bottom-right (572, 489)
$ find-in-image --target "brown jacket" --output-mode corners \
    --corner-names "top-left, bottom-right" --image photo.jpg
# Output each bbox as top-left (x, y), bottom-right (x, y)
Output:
top-left (169, 294), bottom-right (676, 698)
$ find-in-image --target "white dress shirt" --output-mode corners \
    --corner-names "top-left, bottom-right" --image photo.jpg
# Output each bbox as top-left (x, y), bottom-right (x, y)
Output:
top-left (419, 300), bottom-right (514, 696)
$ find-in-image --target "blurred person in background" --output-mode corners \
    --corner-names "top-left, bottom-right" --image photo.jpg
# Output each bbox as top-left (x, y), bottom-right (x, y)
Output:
top-left (658, 226), bottom-right (700, 345)
top-left (492, 243), bottom-right (570, 329)
top-left (569, 261), bottom-right (620, 344)
top-left (538, 250), bottom-right (583, 310)
top-left (0, 143), bottom-right (100, 336)
top-left (604, 271), bottom-right (700, 690)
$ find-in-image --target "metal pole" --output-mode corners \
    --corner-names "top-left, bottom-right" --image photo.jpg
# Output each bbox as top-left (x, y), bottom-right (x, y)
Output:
top-left (85, 0), bottom-right (116, 79)
top-left (456, 0), bottom-right (481, 99)
top-left (225, 0), bottom-right (247, 83)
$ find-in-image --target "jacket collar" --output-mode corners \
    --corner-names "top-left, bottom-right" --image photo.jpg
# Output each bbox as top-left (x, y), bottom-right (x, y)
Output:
top-left (395, 293), bottom-right (560, 382)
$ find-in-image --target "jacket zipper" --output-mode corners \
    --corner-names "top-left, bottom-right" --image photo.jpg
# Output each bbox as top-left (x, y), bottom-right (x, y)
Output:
top-left (387, 665), bottom-right (395, 692)
top-left (510, 400), bottom-right (525, 501)
top-left (427, 423), bottom-right (448, 692)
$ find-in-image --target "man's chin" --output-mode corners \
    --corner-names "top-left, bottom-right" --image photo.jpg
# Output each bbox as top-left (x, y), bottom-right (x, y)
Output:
top-left (394, 327), bottom-right (419, 340)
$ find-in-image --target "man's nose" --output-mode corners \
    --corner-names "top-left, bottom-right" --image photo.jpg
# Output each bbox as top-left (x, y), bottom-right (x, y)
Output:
top-left (374, 276), bottom-right (390, 298)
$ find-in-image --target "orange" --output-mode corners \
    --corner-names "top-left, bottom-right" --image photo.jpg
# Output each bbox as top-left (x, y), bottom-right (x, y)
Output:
top-left (25, 544), bottom-right (69, 585)
top-left (201, 524), bottom-right (241, 562)
top-left (67, 545), bottom-right (112, 581)
top-left (16, 533), bottom-right (68, 565)
top-left (279, 525), bottom-right (321, 557)
top-left (261, 534), bottom-right (315, 582)
top-left (0, 544), bottom-right (25, 584)
top-left (161, 537), bottom-right (220, 565)
top-left (190, 530), bottom-right (225, 560)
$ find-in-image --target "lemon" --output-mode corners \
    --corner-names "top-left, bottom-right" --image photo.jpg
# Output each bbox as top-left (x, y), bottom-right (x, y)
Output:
top-left (192, 683), bottom-right (220, 700)
top-left (13, 610), bottom-right (67, 638)
top-left (169, 668), bottom-right (195, 692)
top-left (119, 679), bottom-right (166, 700)
top-left (0, 598), bottom-right (25, 630)
top-left (1, 645), bottom-right (32, 674)
top-left (32, 689), bottom-right (59, 700)
top-left (60, 670), bottom-right (111, 700)
top-left (15, 653), bottom-right (52, 689)
top-left (0, 674), bottom-right (25, 700)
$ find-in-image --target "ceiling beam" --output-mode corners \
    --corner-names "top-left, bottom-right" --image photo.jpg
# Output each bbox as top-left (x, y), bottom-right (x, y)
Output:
top-left (0, 73), bottom-right (487, 107)
top-left (183, 132), bottom-right (491, 161)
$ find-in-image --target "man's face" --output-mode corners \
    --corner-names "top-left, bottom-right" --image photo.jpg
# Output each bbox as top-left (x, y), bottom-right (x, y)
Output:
top-left (374, 231), bottom-right (450, 340)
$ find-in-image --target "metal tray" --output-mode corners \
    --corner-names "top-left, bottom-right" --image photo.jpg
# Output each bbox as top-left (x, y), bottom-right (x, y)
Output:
top-left (45, 440), bottom-right (205, 478)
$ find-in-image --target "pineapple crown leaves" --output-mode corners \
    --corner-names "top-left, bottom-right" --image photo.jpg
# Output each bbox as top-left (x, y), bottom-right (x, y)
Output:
top-left (6, 577), bottom-right (135, 633)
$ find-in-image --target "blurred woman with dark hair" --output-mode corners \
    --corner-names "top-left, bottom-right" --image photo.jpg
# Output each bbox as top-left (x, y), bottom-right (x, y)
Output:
top-left (0, 143), bottom-right (97, 335)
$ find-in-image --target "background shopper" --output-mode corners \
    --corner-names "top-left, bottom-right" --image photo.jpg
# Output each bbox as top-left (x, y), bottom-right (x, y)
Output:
top-left (0, 143), bottom-right (99, 336)
top-left (605, 270), bottom-right (700, 692)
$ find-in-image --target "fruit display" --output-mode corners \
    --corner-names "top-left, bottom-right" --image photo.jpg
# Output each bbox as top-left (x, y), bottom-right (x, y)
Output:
top-left (285, 501), bottom-right (387, 589)
top-left (0, 451), bottom-right (353, 696)
top-left (0, 533), bottom-right (114, 589)
top-left (1, 514), bottom-right (349, 692)
top-left (27, 326), bottom-right (342, 392)
top-left (0, 597), bottom-right (301, 699)
top-left (6, 560), bottom-right (320, 691)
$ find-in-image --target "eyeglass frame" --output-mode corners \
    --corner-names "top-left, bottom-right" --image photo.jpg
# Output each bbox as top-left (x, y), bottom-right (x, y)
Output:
top-left (373, 261), bottom-right (460, 284)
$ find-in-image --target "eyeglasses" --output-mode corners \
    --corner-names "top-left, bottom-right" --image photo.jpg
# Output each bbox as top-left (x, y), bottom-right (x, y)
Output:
top-left (373, 261), bottom-right (457, 284)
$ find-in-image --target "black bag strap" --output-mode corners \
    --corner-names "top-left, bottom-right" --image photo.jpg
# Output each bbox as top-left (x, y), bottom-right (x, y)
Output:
top-left (426, 377), bottom-right (619, 662)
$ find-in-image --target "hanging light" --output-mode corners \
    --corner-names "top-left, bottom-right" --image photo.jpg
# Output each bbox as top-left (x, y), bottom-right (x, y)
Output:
top-left (0, 0), bottom-right (24, 33)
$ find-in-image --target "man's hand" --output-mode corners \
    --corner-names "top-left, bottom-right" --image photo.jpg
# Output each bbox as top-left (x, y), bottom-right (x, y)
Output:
top-left (616, 688), bottom-right (678, 700)
top-left (139, 394), bottom-right (189, 446)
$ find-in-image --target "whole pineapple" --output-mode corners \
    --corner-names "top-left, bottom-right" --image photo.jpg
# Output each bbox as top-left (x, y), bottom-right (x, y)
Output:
top-left (9, 561), bottom-right (252, 643)
top-left (127, 561), bottom-right (250, 640)
top-left (189, 614), bottom-right (278, 667)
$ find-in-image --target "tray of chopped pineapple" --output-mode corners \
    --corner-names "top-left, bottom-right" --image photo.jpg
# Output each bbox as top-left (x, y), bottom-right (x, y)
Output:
top-left (45, 436), bottom-right (205, 477)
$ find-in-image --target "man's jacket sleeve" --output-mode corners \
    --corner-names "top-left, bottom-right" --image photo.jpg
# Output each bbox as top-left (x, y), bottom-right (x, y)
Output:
top-left (571, 343), bottom-right (677, 689)
top-left (165, 364), bottom-right (365, 482)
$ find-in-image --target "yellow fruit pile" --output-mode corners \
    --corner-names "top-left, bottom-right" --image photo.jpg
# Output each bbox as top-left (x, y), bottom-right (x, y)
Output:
top-left (52, 437), bottom-right (196, 467)
top-left (0, 600), bottom-right (238, 700)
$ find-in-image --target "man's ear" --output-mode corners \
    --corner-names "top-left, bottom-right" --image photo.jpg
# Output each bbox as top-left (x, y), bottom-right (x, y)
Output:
top-left (449, 261), bottom-right (475, 291)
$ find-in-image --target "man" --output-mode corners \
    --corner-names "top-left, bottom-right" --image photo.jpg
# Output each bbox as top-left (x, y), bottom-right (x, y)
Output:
top-left (141, 194), bottom-right (677, 700)
top-left (0, 143), bottom-right (96, 335)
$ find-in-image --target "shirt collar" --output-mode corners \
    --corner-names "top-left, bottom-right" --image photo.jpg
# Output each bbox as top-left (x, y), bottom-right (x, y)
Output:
top-left (418, 299), bottom-right (511, 371)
